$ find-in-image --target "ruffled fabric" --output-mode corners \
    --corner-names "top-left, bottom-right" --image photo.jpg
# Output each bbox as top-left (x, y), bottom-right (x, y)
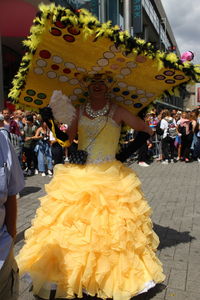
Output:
top-left (17, 161), bottom-right (165, 300)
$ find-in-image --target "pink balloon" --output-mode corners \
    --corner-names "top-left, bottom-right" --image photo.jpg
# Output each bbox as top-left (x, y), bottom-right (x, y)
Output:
top-left (180, 51), bottom-right (194, 62)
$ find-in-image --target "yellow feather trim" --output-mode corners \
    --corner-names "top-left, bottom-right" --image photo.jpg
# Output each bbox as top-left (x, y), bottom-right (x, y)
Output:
top-left (165, 53), bottom-right (178, 63)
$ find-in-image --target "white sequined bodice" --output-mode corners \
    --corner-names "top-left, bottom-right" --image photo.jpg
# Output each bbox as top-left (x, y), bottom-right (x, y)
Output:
top-left (78, 105), bottom-right (121, 164)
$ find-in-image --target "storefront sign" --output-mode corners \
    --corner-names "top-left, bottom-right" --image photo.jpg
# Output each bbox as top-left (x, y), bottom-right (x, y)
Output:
top-left (132, 0), bottom-right (143, 34)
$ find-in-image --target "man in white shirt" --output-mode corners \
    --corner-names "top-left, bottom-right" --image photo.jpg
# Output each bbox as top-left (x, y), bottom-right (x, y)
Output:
top-left (160, 110), bottom-right (177, 164)
top-left (0, 131), bottom-right (25, 299)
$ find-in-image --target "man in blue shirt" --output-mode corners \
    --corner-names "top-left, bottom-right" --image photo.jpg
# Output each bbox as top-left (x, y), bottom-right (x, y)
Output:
top-left (0, 131), bottom-right (25, 299)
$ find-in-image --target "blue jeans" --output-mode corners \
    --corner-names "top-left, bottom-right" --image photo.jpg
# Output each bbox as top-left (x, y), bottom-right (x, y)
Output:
top-left (37, 141), bottom-right (53, 172)
top-left (194, 136), bottom-right (200, 158)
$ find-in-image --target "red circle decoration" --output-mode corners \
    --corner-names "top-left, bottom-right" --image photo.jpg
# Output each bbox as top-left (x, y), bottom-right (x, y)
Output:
top-left (68, 26), bottom-right (81, 35)
top-left (54, 21), bottom-right (66, 29)
top-left (174, 75), bottom-right (185, 80)
top-left (39, 50), bottom-right (51, 59)
top-left (63, 68), bottom-right (71, 74)
top-left (116, 57), bottom-right (125, 62)
top-left (136, 56), bottom-right (146, 63)
top-left (51, 64), bottom-right (59, 70)
top-left (50, 28), bottom-right (62, 36)
top-left (63, 34), bottom-right (75, 42)
top-left (164, 70), bottom-right (175, 76)
top-left (155, 75), bottom-right (166, 80)
top-left (165, 79), bottom-right (176, 84)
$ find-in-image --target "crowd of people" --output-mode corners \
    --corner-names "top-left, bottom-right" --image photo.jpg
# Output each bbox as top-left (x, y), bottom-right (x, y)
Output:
top-left (0, 105), bottom-right (200, 175)
top-left (0, 108), bottom-right (78, 177)
top-left (121, 106), bottom-right (200, 167)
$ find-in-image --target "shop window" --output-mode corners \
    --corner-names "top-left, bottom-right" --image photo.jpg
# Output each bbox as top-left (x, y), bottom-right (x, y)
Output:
top-left (49, 0), bottom-right (99, 17)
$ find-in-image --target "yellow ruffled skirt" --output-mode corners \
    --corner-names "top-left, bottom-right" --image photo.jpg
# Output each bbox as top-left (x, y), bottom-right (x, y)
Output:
top-left (17, 161), bottom-right (165, 300)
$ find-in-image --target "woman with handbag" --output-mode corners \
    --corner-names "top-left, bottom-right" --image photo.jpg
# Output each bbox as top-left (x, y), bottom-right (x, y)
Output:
top-left (17, 74), bottom-right (165, 300)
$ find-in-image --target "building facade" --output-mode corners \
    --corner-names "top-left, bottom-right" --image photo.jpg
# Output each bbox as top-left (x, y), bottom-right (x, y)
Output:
top-left (0, 0), bottom-right (183, 110)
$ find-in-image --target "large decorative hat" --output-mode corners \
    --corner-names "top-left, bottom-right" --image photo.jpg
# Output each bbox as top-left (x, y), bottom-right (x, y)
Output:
top-left (9, 3), bottom-right (200, 115)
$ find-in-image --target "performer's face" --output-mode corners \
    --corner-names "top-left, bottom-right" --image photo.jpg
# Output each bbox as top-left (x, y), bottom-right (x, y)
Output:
top-left (88, 80), bottom-right (108, 96)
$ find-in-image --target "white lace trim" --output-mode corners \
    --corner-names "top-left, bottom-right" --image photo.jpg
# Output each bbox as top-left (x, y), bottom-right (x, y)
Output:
top-left (137, 280), bottom-right (156, 295)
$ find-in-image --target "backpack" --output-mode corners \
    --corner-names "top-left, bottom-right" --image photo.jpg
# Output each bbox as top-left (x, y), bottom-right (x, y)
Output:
top-left (0, 128), bottom-right (11, 140)
top-left (10, 132), bottom-right (21, 155)
top-left (155, 121), bottom-right (164, 136)
top-left (167, 119), bottom-right (177, 138)
top-left (0, 128), bottom-right (21, 155)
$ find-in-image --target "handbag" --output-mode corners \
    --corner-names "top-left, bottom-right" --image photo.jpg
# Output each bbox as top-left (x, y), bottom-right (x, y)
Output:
top-left (69, 118), bottom-right (108, 165)
top-left (68, 149), bottom-right (88, 165)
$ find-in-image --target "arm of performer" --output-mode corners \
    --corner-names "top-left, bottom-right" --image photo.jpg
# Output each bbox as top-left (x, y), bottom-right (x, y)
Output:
top-left (40, 90), bottom-right (78, 146)
top-left (40, 106), bottom-right (78, 146)
top-left (115, 106), bottom-right (153, 162)
top-left (40, 107), bottom-right (70, 143)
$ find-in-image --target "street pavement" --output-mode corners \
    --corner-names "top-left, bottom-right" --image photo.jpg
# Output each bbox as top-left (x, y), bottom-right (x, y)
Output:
top-left (15, 160), bottom-right (200, 300)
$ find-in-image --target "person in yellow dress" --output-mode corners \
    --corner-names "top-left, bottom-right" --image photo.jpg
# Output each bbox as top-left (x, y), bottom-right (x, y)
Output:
top-left (17, 74), bottom-right (165, 300)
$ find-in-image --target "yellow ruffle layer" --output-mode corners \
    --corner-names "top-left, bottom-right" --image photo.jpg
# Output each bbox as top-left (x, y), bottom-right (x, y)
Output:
top-left (17, 161), bottom-right (165, 300)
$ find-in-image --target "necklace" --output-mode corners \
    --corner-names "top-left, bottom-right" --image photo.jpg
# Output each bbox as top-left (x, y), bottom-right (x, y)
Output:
top-left (85, 102), bottom-right (110, 118)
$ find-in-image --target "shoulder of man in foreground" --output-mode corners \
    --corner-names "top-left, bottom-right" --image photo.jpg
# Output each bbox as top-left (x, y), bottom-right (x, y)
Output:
top-left (0, 131), bottom-right (25, 195)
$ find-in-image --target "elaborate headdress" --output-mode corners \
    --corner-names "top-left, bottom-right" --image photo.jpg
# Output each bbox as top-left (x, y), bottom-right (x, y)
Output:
top-left (9, 3), bottom-right (200, 116)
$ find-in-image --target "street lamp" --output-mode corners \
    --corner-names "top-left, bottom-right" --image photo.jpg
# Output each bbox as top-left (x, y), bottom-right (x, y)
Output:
top-left (124, 0), bottom-right (131, 33)
top-left (159, 17), bottom-right (166, 51)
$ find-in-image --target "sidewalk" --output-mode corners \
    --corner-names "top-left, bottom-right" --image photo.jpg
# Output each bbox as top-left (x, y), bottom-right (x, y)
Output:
top-left (15, 161), bottom-right (200, 300)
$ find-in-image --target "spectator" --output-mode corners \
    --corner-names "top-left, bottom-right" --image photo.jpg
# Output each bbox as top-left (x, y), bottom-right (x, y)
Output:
top-left (34, 121), bottom-right (53, 176)
top-left (178, 112), bottom-right (193, 162)
top-left (23, 114), bottom-right (38, 176)
top-left (60, 123), bottom-right (69, 162)
top-left (33, 113), bottom-right (42, 128)
top-left (13, 110), bottom-right (24, 136)
top-left (2, 108), bottom-right (20, 136)
top-left (2, 108), bottom-right (11, 132)
top-left (0, 131), bottom-right (25, 300)
top-left (13, 110), bottom-right (25, 164)
top-left (0, 114), bottom-right (10, 139)
top-left (190, 112), bottom-right (197, 159)
top-left (193, 122), bottom-right (200, 162)
top-left (49, 131), bottom-right (64, 165)
top-left (2, 109), bottom-right (22, 160)
top-left (154, 111), bottom-right (163, 161)
top-left (160, 110), bottom-right (177, 164)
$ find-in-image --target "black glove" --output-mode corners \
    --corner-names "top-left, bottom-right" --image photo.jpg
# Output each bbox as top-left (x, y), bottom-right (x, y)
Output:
top-left (116, 131), bottom-right (150, 162)
top-left (40, 107), bottom-right (54, 123)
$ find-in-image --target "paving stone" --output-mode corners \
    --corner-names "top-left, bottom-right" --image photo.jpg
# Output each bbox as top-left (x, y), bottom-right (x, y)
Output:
top-left (165, 288), bottom-right (188, 300)
top-left (186, 280), bottom-right (200, 293)
top-left (168, 269), bottom-right (187, 290)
